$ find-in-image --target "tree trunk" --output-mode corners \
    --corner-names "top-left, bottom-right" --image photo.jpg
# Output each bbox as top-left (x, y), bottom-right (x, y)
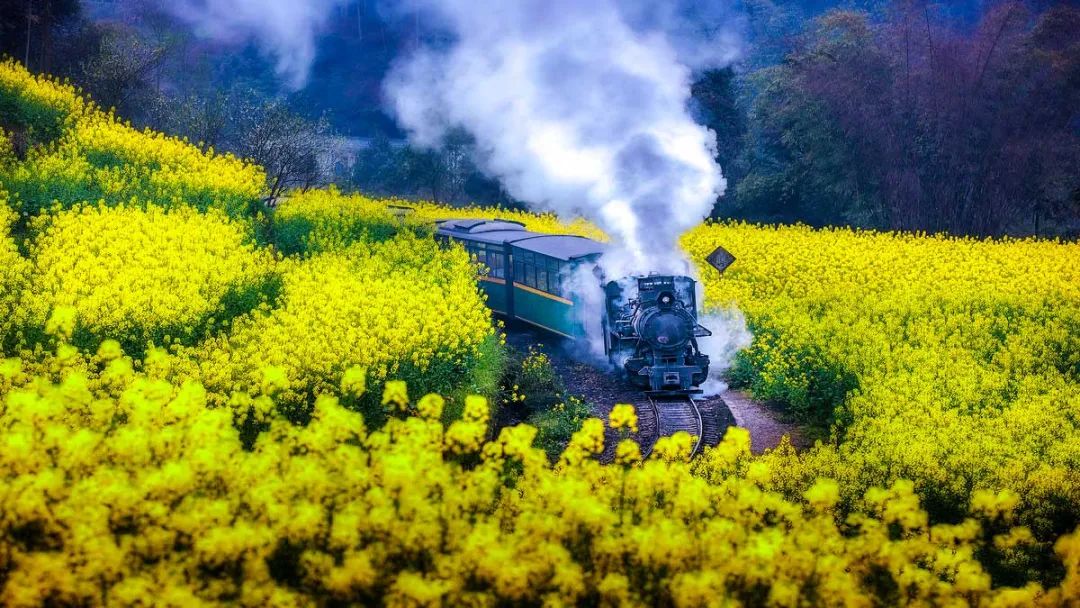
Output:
top-left (24, 0), bottom-right (33, 68)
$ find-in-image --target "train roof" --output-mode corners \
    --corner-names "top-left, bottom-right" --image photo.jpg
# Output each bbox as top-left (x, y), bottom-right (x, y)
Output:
top-left (437, 219), bottom-right (526, 233)
top-left (511, 234), bottom-right (606, 261)
top-left (435, 218), bottom-right (606, 261)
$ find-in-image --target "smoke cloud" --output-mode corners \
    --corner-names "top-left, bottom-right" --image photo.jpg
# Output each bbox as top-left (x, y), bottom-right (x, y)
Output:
top-left (162, 0), bottom-right (741, 270)
top-left (385, 0), bottom-right (741, 275)
top-left (696, 310), bottom-right (752, 397)
top-left (162, 0), bottom-right (350, 90)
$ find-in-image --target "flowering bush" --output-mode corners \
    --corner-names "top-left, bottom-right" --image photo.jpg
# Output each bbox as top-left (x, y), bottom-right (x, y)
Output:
top-left (272, 187), bottom-right (407, 254)
top-left (0, 60), bottom-right (265, 219)
top-left (169, 233), bottom-right (495, 421)
top-left (5, 203), bottom-right (278, 354)
top-left (1, 362), bottom-right (1078, 606)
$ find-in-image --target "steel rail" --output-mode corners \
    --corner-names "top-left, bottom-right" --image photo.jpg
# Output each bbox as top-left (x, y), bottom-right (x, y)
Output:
top-left (641, 394), bottom-right (704, 460)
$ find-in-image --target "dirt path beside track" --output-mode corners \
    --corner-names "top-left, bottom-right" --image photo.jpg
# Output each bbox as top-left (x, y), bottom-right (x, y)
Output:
top-left (720, 389), bottom-right (811, 454)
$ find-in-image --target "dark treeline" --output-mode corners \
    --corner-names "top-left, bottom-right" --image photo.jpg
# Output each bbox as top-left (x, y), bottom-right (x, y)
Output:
top-left (2, 0), bottom-right (1077, 236)
top-left (717, 1), bottom-right (1080, 236)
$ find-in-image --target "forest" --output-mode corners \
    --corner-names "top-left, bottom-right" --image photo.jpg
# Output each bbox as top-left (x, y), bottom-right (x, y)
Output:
top-left (3, 0), bottom-right (1077, 236)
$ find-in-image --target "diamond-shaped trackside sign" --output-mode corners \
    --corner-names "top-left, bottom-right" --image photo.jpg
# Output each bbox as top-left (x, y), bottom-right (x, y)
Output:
top-left (706, 245), bottom-right (735, 275)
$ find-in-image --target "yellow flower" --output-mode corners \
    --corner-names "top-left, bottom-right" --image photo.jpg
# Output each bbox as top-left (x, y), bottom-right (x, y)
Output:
top-left (382, 380), bottom-right (409, 411)
top-left (971, 489), bottom-right (1021, 521)
top-left (260, 366), bottom-right (289, 396)
top-left (463, 395), bottom-right (489, 424)
top-left (651, 432), bottom-right (693, 462)
top-left (96, 339), bottom-right (123, 361)
top-left (608, 403), bottom-right (638, 434)
top-left (341, 365), bottom-right (367, 397)
top-left (45, 305), bottom-right (77, 339)
top-left (614, 439), bottom-right (641, 465)
top-left (416, 393), bottom-right (444, 420)
top-left (803, 478), bottom-right (840, 511)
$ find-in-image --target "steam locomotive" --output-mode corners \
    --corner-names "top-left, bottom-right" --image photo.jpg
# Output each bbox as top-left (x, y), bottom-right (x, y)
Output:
top-left (435, 219), bottom-right (733, 394)
top-left (604, 275), bottom-right (712, 394)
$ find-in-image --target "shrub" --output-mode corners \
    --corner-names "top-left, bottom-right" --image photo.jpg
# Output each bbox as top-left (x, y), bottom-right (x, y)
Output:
top-left (271, 187), bottom-right (410, 255)
top-left (170, 233), bottom-right (494, 422)
top-left (0, 60), bottom-right (265, 220)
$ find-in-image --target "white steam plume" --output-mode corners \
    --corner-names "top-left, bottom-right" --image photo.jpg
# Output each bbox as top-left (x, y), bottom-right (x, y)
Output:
top-left (162, 0), bottom-right (349, 90)
top-left (385, 0), bottom-right (741, 275)
top-left (697, 310), bottom-right (752, 397)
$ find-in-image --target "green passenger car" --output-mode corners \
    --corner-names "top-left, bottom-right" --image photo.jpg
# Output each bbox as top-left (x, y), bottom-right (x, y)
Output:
top-left (434, 219), bottom-right (606, 339)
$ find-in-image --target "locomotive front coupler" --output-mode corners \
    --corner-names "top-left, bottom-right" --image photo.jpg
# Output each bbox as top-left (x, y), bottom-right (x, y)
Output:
top-left (645, 388), bottom-right (704, 397)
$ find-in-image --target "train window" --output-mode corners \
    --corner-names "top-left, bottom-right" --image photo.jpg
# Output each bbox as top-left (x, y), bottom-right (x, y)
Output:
top-left (537, 270), bottom-right (548, 292)
top-left (548, 259), bottom-right (561, 274)
top-left (524, 264), bottom-right (536, 288)
top-left (522, 251), bottom-right (533, 264)
top-left (490, 253), bottom-right (505, 278)
top-left (479, 252), bottom-right (491, 276)
top-left (514, 261), bottom-right (524, 281)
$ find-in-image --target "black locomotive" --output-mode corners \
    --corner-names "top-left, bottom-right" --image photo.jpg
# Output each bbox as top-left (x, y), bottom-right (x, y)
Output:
top-left (604, 275), bottom-right (712, 394)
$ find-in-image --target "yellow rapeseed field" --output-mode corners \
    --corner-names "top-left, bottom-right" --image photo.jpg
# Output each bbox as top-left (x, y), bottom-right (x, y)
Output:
top-left (407, 199), bottom-right (608, 241)
top-left (271, 188), bottom-right (606, 255)
top-left (7, 204), bottom-right (277, 354)
top-left (0, 192), bottom-right (29, 337)
top-left (272, 187), bottom-right (403, 254)
top-left (3, 363), bottom-right (1078, 606)
top-left (2, 59), bottom-right (1080, 605)
top-left (0, 59), bottom-right (264, 218)
top-left (169, 234), bottom-right (495, 415)
top-left (682, 223), bottom-right (1080, 547)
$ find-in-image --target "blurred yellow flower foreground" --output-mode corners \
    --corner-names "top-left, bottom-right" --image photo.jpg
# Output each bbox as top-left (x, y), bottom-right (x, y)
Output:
top-left (2, 361), bottom-right (1078, 607)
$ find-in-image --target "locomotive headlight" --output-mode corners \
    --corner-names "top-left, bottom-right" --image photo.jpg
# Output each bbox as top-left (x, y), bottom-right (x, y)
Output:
top-left (657, 291), bottom-right (675, 309)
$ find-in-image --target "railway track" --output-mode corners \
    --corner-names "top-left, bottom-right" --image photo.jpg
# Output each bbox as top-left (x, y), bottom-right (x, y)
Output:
top-left (642, 394), bottom-right (719, 459)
